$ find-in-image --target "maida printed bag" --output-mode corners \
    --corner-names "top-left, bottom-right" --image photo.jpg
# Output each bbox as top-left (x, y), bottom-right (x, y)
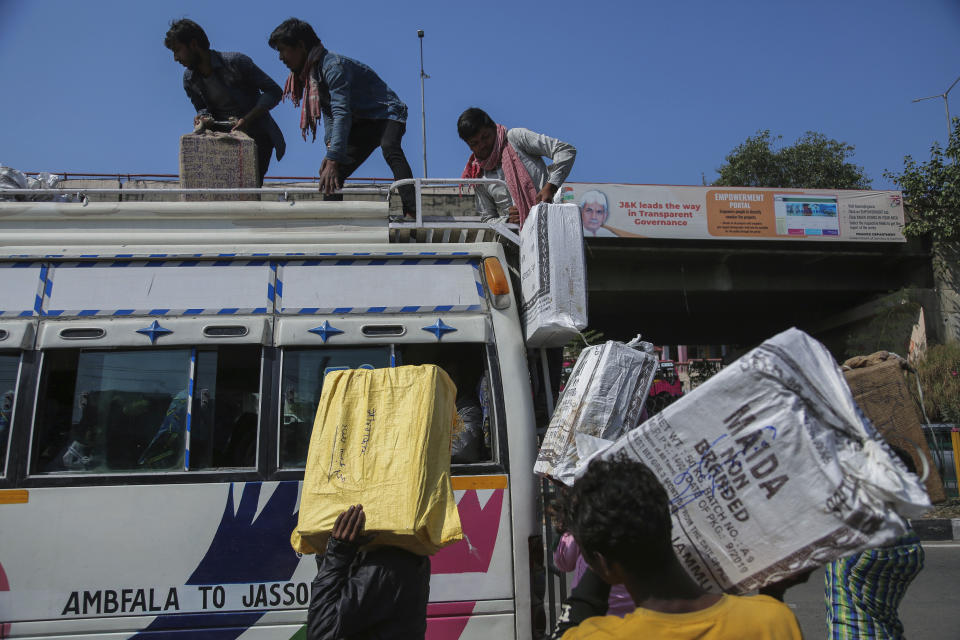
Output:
top-left (592, 328), bottom-right (931, 593)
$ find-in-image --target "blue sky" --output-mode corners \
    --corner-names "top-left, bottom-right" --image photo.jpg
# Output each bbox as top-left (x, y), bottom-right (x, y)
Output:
top-left (2, 0), bottom-right (959, 189)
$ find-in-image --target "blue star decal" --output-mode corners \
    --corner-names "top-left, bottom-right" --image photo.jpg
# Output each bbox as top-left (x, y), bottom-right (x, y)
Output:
top-left (136, 320), bottom-right (173, 344)
top-left (422, 318), bottom-right (457, 341)
top-left (308, 320), bottom-right (344, 343)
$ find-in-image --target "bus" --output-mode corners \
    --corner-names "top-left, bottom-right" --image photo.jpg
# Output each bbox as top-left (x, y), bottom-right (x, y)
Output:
top-left (0, 182), bottom-right (548, 639)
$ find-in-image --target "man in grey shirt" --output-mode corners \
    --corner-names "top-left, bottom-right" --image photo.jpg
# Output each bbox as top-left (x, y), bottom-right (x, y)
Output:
top-left (458, 108), bottom-right (576, 225)
top-left (165, 19), bottom-right (285, 185)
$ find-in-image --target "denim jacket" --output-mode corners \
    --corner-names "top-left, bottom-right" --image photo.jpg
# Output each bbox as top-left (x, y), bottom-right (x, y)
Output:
top-left (309, 48), bottom-right (408, 164)
top-left (183, 50), bottom-right (286, 161)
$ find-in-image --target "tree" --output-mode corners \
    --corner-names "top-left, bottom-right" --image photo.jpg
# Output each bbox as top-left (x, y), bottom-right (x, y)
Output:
top-left (885, 118), bottom-right (960, 241)
top-left (714, 129), bottom-right (871, 189)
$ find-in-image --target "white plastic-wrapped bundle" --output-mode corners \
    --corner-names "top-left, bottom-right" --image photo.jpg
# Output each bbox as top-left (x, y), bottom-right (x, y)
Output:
top-left (0, 166), bottom-right (71, 201)
top-left (519, 203), bottom-right (587, 347)
top-left (594, 328), bottom-right (931, 594)
top-left (534, 337), bottom-right (658, 485)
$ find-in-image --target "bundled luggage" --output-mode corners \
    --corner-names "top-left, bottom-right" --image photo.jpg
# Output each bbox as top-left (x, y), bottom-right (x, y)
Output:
top-left (535, 337), bottom-right (658, 485)
top-left (520, 203), bottom-right (588, 347)
top-left (292, 365), bottom-right (463, 556)
top-left (179, 131), bottom-right (258, 201)
top-left (593, 328), bottom-right (931, 593)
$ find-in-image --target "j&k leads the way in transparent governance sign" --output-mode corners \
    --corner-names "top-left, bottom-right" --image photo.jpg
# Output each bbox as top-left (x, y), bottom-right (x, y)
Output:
top-left (564, 183), bottom-right (905, 243)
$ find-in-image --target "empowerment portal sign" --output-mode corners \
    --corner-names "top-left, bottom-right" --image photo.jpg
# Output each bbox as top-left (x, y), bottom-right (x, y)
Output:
top-left (562, 183), bottom-right (905, 243)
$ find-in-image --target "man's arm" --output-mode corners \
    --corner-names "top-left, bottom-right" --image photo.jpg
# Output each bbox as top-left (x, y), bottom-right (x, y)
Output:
top-left (317, 56), bottom-right (353, 193)
top-left (509, 128), bottom-right (577, 203)
top-left (321, 56), bottom-right (354, 159)
top-left (230, 53), bottom-right (283, 133)
top-left (182, 75), bottom-right (211, 125)
top-left (307, 505), bottom-right (392, 640)
top-left (549, 568), bottom-right (610, 639)
top-left (474, 185), bottom-right (499, 219)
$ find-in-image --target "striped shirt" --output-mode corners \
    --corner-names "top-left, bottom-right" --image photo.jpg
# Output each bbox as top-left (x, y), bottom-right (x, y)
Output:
top-left (825, 531), bottom-right (925, 639)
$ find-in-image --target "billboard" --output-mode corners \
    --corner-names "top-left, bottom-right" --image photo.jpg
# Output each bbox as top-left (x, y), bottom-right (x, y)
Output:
top-left (562, 183), bottom-right (905, 242)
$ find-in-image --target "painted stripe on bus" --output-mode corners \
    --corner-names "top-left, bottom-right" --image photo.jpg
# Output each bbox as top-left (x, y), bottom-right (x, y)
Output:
top-left (0, 490), bottom-right (28, 504)
top-left (451, 475), bottom-right (507, 491)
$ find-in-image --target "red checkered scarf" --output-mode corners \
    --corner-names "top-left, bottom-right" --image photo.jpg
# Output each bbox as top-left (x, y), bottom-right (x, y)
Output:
top-left (282, 44), bottom-right (326, 142)
top-left (461, 124), bottom-right (538, 227)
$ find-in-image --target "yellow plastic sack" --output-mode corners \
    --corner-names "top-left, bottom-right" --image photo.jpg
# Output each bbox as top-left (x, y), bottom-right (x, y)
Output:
top-left (291, 365), bottom-right (463, 556)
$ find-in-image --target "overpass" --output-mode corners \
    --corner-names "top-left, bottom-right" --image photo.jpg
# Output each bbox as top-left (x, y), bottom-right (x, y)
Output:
top-left (5, 173), bottom-right (952, 358)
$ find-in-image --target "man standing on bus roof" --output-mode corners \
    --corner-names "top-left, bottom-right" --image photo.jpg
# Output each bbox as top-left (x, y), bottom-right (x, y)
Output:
top-left (268, 18), bottom-right (417, 218)
top-left (458, 107), bottom-right (576, 227)
top-left (308, 504), bottom-right (430, 640)
top-left (164, 19), bottom-right (286, 185)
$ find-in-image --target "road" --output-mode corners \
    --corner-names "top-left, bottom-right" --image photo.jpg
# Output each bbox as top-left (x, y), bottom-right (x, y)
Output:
top-left (782, 541), bottom-right (960, 639)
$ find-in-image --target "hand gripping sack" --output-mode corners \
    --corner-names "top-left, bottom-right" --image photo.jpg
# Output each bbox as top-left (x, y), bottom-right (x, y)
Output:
top-left (291, 365), bottom-right (463, 556)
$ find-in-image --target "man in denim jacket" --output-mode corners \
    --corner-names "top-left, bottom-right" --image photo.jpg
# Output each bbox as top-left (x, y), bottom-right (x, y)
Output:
top-left (268, 18), bottom-right (416, 216)
top-left (164, 19), bottom-right (286, 185)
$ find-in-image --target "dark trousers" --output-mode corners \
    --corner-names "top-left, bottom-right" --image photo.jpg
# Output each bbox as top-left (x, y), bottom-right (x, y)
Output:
top-left (249, 129), bottom-right (274, 186)
top-left (323, 119), bottom-right (416, 214)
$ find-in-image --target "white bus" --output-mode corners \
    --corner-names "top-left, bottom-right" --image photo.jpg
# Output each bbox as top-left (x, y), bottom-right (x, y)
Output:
top-left (0, 183), bottom-right (552, 639)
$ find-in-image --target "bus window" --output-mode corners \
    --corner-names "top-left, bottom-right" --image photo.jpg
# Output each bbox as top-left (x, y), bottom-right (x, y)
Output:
top-left (399, 343), bottom-right (495, 465)
top-left (191, 345), bottom-right (262, 470)
top-left (0, 353), bottom-right (18, 476)
top-left (31, 346), bottom-right (262, 474)
top-left (279, 346), bottom-right (392, 468)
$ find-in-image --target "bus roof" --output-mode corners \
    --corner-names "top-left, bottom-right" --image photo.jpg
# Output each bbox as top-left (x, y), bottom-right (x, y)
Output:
top-left (0, 180), bottom-right (519, 259)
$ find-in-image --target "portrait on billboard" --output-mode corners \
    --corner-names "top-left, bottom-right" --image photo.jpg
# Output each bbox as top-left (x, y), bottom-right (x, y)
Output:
top-left (579, 190), bottom-right (617, 237)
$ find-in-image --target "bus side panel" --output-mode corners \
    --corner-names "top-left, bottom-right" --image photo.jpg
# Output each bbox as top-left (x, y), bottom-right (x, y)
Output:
top-left (427, 613), bottom-right (515, 639)
top-left (0, 478), bottom-right (515, 638)
top-left (489, 291), bottom-right (541, 640)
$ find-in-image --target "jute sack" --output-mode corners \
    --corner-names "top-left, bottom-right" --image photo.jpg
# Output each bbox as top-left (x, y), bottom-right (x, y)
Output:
top-left (178, 130), bottom-right (258, 201)
top-left (291, 365), bottom-right (463, 556)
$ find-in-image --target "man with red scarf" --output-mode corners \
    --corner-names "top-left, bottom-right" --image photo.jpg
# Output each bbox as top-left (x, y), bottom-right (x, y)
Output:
top-left (269, 18), bottom-right (416, 216)
top-left (458, 108), bottom-right (576, 226)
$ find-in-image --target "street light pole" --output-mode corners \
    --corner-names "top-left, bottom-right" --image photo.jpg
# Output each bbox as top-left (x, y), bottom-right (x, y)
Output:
top-left (418, 29), bottom-right (429, 178)
top-left (912, 74), bottom-right (960, 141)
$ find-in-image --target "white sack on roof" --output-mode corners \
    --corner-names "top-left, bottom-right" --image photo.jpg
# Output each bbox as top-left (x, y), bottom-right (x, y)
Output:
top-left (0, 166), bottom-right (70, 201)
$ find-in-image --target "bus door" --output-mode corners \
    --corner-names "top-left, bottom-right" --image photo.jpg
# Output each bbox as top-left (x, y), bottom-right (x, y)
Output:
top-left (273, 254), bottom-right (519, 639)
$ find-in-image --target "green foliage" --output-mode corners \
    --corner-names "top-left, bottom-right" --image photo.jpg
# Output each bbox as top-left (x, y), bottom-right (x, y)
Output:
top-left (842, 292), bottom-right (922, 360)
top-left (886, 119), bottom-right (960, 241)
top-left (714, 129), bottom-right (871, 189)
top-left (563, 329), bottom-right (605, 361)
top-left (912, 342), bottom-right (960, 424)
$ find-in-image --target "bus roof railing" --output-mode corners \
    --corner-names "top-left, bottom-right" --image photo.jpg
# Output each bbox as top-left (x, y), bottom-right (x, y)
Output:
top-left (0, 178), bottom-right (522, 248)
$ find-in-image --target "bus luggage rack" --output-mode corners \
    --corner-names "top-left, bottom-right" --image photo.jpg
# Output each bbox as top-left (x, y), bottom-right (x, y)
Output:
top-left (0, 178), bottom-right (521, 246)
top-left (388, 178), bottom-right (519, 245)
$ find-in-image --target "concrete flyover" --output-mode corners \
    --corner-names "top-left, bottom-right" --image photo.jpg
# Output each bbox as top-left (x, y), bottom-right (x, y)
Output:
top-left (582, 236), bottom-right (939, 352)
